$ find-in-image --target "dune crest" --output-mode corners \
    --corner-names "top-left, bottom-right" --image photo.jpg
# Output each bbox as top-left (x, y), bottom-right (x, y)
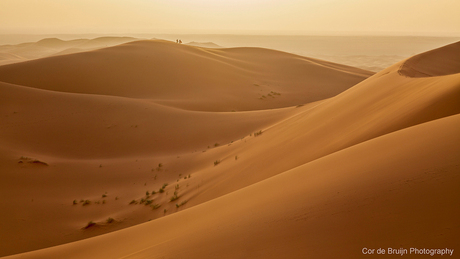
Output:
top-left (0, 37), bottom-right (139, 65)
top-left (0, 40), bottom-right (372, 111)
top-left (186, 41), bottom-right (222, 48)
top-left (399, 41), bottom-right (460, 77)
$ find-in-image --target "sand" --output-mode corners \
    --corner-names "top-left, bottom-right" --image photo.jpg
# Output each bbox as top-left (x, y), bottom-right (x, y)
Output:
top-left (0, 39), bottom-right (458, 258)
top-left (0, 37), bottom-right (139, 65)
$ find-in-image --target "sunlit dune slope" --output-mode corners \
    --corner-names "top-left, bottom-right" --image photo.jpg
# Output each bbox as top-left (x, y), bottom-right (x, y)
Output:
top-left (179, 43), bottom-right (460, 206)
top-left (0, 39), bottom-right (372, 111)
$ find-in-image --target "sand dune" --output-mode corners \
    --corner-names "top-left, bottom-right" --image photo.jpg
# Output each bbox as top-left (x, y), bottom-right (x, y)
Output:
top-left (0, 40), bottom-right (372, 111)
top-left (0, 80), bottom-right (294, 159)
top-left (399, 41), bottom-right (460, 77)
top-left (0, 40), bottom-right (459, 258)
top-left (186, 41), bottom-right (223, 48)
top-left (5, 113), bottom-right (458, 259)
top-left (0, 52), bottom-right (25, 65)
top-left (0, 37), bottom-right (139, 65)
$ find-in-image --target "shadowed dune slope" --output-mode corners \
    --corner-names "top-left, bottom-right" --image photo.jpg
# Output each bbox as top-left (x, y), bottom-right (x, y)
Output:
top-left (399, 41), bottom-right (460, 77)
top-left (0, 81), bottom-right (294, 159)
top-left (0, 40), bottom-right (372, 111)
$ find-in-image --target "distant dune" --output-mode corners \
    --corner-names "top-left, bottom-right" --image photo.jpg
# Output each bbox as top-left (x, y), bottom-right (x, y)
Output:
top-left (0, 40), bottom-right (458, 258)
top-left (0, 52), bottom-right (25, 65)
top-left (0, 37), bottom-right (139, 65)
top-left (186, 41), bottom-right (223, 48)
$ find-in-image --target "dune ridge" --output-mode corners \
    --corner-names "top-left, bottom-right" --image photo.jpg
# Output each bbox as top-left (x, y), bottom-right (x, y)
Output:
top-left (0, 37), bottom-right (139, 65)
top-left (0, 40), bottom-right (372, 111)
top-left (0, 40), bottom-right (459, 258)
top-left (399, 41), bottom-right (460, 77)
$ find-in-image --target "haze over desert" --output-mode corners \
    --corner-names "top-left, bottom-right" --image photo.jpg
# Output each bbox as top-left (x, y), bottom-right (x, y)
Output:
top-left (0, 0), bottom-right (459, 258)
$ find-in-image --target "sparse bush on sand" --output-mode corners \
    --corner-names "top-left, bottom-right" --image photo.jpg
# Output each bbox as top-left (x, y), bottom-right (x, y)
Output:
top-left (254, 130), bottom-right (263, 137)
top-left (84, 221), bottom-right (96, 229)
top-left (176, 200), bottom-right (188, 208)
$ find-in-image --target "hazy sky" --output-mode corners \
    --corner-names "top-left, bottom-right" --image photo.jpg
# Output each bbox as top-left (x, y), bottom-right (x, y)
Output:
top-left (1, 0), bottom-right (459, 36)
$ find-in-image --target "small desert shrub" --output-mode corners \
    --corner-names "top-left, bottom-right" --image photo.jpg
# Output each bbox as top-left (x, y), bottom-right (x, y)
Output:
top-left (146, 191), bottom-right (150, 196)
top-left (214, 143), bottom-right (219, 147)
top-left (106, 217), bottom-right (114, 224)
top-left (129, 200), bottom-right (137, 205)
top-left (159, 188), bottom-right (165, 193)
top-left (176, 200), bottom-right (188, 208)
top-left (214, 160), bottom-right (221, 166)
top-left (102, 194), bottom-right (107, 198)
top-left (102, 200), bottom-right (106, 204)
top-left (84, 221), bottom-right (96, 229)
top-left (235, 156), bottom-right (238, 160)
top-left (151, 204), bottom-right (161, 210)
top-left (82, 200), bottom-right (91, 206)
top-left (170, 195), bottom-right (179, 202)
top-left (145, 199), bottom-right (153, 206)
top-left (73, 200), bottom-right (78, 205)
top-left (254, 130), bottom-right (263, 137)
top-left (175, 184), bottom-right (180, 190)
